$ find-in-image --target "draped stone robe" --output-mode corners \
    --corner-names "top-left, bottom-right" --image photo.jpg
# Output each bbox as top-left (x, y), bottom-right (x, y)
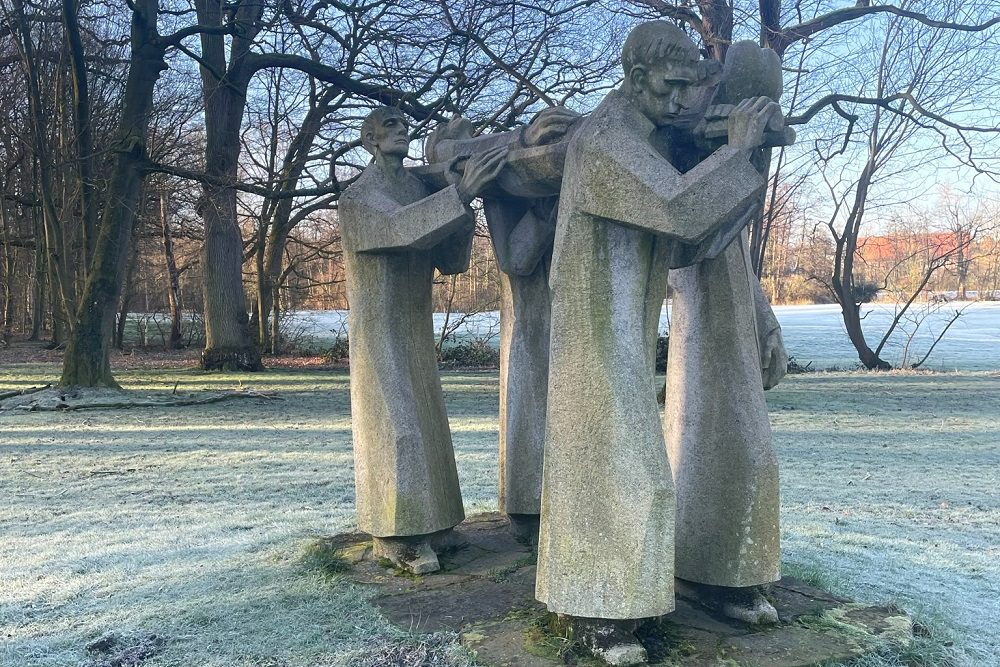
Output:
top-left (665, 231), bottom-right (782, 587)
top-left (427, 126), bottom-right (562, 518)
top-left (339, 164), bottom-right (473, 538)
top-left (535, 89), bottom-right (766, 619)
top-left (483, 198), bottom-right (556, 516)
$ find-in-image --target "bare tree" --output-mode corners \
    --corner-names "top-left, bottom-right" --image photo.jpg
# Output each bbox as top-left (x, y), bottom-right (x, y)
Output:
top-left (629, 0), bottom-right (1000, 368)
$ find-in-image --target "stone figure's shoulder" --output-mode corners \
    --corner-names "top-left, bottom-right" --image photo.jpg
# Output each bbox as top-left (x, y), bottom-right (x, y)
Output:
top-left (569, 94), bottom-right (636, 158)
top-left (340, 165), bottom-right (383, 213)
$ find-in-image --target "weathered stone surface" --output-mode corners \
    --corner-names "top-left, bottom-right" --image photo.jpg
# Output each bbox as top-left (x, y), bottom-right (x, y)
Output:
top-left (665, 233), bottom-right (783, 588)
top-left (425, 114), bottom-right (571, 524)
top-left (485, 199), bottom-right (555, 517)
top-left (664, 41), bottom-right (791, 591)
top-left (536, 22), bottom-right (770, 621)
top-left (339, 109), bottom-right (477, 540)
top-left (328, 515), bottom-right (913, 667)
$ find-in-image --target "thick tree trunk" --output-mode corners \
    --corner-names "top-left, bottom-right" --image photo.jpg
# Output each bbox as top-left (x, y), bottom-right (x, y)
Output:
top-left (200, 179), bottom-right (262, 370)
top-left (195, 0), bottom-right (263, 371)
top-left (60, 0), bottom-right (166, 387)
top-left (197, 91), bottom-right (261, 370)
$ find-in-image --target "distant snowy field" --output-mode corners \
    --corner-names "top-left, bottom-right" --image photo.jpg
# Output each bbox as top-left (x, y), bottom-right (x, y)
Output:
top-left (286, 301), bottom-right (1000, 371)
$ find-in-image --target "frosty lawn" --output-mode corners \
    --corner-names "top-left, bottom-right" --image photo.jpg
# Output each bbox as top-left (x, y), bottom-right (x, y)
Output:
top-left (1, 367), bottom-right (997, 666)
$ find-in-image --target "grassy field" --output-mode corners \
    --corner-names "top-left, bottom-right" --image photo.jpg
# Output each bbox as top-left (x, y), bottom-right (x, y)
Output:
top-left (1, 364), bottom-right (997, 666)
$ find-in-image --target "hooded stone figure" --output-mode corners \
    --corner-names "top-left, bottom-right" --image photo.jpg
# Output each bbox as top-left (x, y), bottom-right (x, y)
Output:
top-left (533, 21), bottom-right (780, 665)
top-left (339, 107), bottom-right (507, 574)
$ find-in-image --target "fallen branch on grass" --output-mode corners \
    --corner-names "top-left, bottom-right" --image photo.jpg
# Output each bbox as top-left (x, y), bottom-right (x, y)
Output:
top-left (0, 384), bottom-right (52, 400)
top-left (15, 390), bottom-right (282, 412)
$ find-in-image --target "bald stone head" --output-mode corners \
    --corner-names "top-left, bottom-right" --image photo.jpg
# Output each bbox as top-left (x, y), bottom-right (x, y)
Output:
top-left (621, 21), bottom-right (721, 129)
top-left (361, 107), bottom-right (410, 158)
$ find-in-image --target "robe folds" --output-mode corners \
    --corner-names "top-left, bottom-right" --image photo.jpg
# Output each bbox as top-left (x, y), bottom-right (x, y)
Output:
top-left (535, 89), bottom-right (766, 619)
top-left (340, 164), bottom-right (473, 538)
top-left (665, 231), bottom-right (782, 588)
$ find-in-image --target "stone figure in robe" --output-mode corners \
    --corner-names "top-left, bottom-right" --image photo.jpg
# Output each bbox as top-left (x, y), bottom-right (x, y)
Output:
top-left (339, 107), bottom-right (507, 574)
top-left (425, 110), bottom-right (579, 543)
top-left (664, 41), bottom-right (790, 626)
top-left (534, 21), bottom-right (781, 665)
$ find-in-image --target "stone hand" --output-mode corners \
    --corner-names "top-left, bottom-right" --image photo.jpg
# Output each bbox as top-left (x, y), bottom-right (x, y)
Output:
top-left (523, 106), bottom-right (581, 147)
top-left (760, 327), bottom-right (788, 390)
top-left (457, 145), bottom-right (508, 202)
top-left (727, 96), bottom-right (781, 152)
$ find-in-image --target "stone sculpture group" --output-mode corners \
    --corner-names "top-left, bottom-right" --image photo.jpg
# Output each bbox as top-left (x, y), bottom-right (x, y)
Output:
top-left (340, 21), bottom-right (793, 666)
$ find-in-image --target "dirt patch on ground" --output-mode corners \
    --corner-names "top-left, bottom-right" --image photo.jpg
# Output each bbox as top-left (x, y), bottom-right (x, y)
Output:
top-left (331, 514), bottom-right (913, 667)
top-left (0, 339), bottom-right (348, 371)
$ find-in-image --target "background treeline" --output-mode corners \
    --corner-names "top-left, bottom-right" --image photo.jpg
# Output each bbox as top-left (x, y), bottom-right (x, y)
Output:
top-left (1, 0), bottom-right (998, 382)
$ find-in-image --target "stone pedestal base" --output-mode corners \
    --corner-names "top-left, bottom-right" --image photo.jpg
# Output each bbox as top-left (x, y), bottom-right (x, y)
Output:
top-left (324, 513), bottom-right (912, 666)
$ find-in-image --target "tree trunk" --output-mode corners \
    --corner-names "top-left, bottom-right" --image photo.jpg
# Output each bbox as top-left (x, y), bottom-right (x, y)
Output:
top-left (114, 229), bottom-right (141, 349)
top-left (200, 177), bottom-right (262, 370)
top-left (160, 190), bottom-right (183, 349)
top-left (29, 211), bottom-right (44, 341)
top-left (60, 0), bottom-right (166, 387)
top-left (834, 283), bottom-right (891, 370)
top-left (62, 0), bottom-right (98, 272)
top-left (195, 0), bottom-right (263, 372)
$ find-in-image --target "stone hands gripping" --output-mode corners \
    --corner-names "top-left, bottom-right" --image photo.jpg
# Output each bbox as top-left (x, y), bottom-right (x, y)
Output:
top-left (455, 145), bottom-right (509, 203)
top-left (726, 95), bottom-right (783, 153)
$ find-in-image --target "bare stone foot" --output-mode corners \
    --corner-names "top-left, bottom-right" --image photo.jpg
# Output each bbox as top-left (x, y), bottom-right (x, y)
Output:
top-left (507, 513), bottom-right (540, 545)
top-left (561, 616), bottom-right (648, 666)
top-left (679, 579), bottom-right (779, 625)
top-left (429, 526), bottom-right (467, 552)
top-left (372, 536), bottom-right (440, 575)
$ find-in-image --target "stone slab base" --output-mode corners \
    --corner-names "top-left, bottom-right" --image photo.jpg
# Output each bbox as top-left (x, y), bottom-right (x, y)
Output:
top-left (326, 513), bottom-right (911, 666)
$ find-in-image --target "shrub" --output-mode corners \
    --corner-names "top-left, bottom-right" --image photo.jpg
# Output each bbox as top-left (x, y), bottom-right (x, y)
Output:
top-left (852, 280), bottom-right (881, 304)
top-left (440, 338), bottom-right (500, 369)
top-left (323, 335), bottom-right (350, 363)
top-left (656, 335), bottom-right (669, 372)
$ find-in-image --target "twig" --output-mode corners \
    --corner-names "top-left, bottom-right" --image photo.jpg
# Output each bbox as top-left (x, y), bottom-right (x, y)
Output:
top-left (17, 391), bottom-right (281, 412)
top-left (88, 468), bottom-right (137, 476)
top-left (0, 384), bottom-right (52, 400)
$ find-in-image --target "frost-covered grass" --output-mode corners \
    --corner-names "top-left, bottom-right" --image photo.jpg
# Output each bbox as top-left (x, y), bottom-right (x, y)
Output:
top-left (1, 365), bottom-right (998, 666)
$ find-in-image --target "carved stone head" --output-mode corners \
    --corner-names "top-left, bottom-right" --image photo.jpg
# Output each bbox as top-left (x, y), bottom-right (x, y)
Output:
top-left (361, 107), bottom-right (410, 158)
top-left (621, 21), bottom-right (721, 130)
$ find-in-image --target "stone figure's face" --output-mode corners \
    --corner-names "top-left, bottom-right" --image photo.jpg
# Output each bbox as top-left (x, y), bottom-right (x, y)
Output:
top-left (631, 60), bottom-right (715, 130)
top-left (367, 112), bottom-right (410, 158)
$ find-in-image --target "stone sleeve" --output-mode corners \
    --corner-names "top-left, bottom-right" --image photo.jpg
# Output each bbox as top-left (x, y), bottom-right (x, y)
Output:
top-left (345, 185), bottom-right (473, 254)
top-left (577, 140), bottom-right (766, 246)
top-left (752, 270), bottom-right (781, 338)
top-left (432, 224), bottom-right (475, 275)
top-left (428, 127), bottom-right (526, 162)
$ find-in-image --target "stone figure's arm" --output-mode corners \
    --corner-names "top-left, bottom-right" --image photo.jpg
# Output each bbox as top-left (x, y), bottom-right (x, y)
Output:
top-left (578, 140), bottom-right (765, 245)
top-left (427, 108), bottom-right (581, 163)
top-left (342, 185), bottom-right (473, 254)
top-left (483, 197), bottom-right (558, 276)
top-left (432, 224), bottom-right (475, 275)
top-left (753, 274), bottom-right (788, 389)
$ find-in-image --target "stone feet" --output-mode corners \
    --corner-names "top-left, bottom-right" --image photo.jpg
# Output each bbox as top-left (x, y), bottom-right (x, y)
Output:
top-left (679, 579), bottom-right (779, 625)
top-left (372, 535), bottom-right (439, 574)
top-left (560, 616), bottom-right (648, 666)
top-left (372, 528), bottom-right (466, 575)
top-left (507, 513), bottom-right (540, 545)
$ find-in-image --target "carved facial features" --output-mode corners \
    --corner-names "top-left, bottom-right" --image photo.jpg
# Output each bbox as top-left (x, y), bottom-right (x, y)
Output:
top-left (365, 111), bottom-right (410, 159)
top-left (630, 60), bottom-right (719, 130)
